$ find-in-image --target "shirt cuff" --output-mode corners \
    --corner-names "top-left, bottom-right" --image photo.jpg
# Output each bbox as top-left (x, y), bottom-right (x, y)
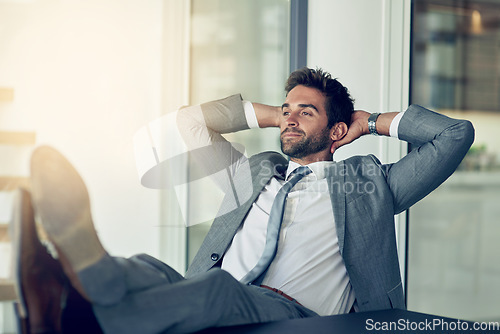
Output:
top-left (389, 111), bottom-right (405, 139)
top-left (242, 100), bottom-right (259, 128)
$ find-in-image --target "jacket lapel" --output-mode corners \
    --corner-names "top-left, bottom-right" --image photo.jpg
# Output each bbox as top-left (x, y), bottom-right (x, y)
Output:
top-left (210, 153), bottom-right (287, 242)
top-left (327, 161), bottom-right (346, 255)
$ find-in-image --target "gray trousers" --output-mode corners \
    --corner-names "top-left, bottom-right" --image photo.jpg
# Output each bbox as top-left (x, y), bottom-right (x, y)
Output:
top-left (76, 253), bottom-right (318, 333)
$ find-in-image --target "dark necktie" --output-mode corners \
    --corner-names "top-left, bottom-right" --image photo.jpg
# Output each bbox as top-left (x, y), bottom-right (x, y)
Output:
top-left (241, 166), bottom-right (312, 285)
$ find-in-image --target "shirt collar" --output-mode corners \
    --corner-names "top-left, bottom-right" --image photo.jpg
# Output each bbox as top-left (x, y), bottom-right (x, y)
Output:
top-left (286, 160), bottom-right (334, 181)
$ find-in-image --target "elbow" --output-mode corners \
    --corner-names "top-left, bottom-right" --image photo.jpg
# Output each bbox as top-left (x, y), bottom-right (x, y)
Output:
top-left (460, 119), bottom-right (475, 150)
top-left (449, 119), bottom-right (475, 164)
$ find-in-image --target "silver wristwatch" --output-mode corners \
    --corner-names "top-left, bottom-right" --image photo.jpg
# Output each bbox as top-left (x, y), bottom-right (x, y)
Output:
top-left (368, 113), bottom-right (381, 136)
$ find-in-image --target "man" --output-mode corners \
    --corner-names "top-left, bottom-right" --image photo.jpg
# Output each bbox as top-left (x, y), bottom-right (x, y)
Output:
top-left (14, 67), bottom-right (474, 333)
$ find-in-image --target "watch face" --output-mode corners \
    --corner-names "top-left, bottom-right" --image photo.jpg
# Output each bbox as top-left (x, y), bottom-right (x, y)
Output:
top-left (368, 114), bottom-right (379, 135)
top-left (369, 122), bottom-right (376, 134)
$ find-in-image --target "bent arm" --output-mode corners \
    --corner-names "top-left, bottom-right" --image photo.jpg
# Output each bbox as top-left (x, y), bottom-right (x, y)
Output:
top-left (383, 105), bottom-right (475, 213)
top-left (176, 97), bottom-right (283, 180)
top-left (176, 95), bottom-right (252, 190)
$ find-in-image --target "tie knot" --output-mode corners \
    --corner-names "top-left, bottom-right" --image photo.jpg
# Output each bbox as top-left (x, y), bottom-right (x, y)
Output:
top-left (290, 166), bottom-right (311, 178)
top-left (284, 166), bottom-right (312, 188)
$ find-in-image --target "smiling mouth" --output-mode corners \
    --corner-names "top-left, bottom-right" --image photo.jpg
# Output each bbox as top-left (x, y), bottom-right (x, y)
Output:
top-left (281, 129), bottom-right (304, 138)
top-left (283, 133), bottom-right (302, 138)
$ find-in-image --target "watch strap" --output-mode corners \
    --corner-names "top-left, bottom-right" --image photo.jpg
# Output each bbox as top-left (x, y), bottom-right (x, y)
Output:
top-left (368, 113), bottom-right (381, 136)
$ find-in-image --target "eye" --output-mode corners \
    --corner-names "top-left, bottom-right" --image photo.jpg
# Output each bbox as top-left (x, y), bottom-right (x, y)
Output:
top-left (283, 111), bottom-right (290, 116)
top-left (302, 111), bottom-right (311, 116)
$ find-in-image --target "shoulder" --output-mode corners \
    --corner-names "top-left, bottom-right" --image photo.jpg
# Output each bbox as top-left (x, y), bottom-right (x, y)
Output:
top-left (249, 151), bottom-right (287, 166)
top-left (343, 154), bottom-right (382, 165)
top-left (336, 154), bottom-right (387, 179)
top-left (342, 154), bottom-right (384, 171)
top-left (249, 151), bottom-right (288, 176)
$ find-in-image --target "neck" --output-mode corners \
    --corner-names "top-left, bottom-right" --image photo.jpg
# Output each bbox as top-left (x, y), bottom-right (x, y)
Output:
top-left (289, 150), bottom-right (333, 166)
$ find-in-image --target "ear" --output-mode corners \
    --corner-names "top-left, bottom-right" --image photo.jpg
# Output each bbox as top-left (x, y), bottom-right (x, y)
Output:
top-left (330, 122), bottom-right (348, 142)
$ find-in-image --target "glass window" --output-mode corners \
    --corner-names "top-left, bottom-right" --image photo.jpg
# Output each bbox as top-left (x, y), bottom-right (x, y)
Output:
top-left (408, 0), bottom-right (500, 322)
top-left (186, 0), bottom-right (290, 264)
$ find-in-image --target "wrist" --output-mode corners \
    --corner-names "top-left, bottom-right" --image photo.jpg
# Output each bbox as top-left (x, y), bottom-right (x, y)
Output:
top-left (274, 105), bottom-right (282, 127)
top-left (367, 112), bottom-right (399, 137)
top-left (253, 103), bottom-right (282, 128)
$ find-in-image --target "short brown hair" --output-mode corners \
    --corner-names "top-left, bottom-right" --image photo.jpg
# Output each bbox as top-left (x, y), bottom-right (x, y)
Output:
top-left (285, 67), bottom-right (354, 127)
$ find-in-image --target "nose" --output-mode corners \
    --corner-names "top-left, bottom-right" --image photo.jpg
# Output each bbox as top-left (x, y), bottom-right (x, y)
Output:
top-left (286, 113), bottom-right (298, 127)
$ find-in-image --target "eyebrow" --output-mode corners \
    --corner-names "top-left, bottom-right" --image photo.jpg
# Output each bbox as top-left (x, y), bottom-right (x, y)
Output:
top-left (281, 103), bottom-right (320, 113)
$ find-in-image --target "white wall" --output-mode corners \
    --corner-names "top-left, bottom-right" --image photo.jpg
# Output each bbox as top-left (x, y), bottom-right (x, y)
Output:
top-left (308, 0), bottom-right (410, 161)
top-left (0, 0), bottom-right (165, 258)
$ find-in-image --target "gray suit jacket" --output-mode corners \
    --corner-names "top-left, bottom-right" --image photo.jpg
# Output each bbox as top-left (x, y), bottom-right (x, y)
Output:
top-left (181, 95), bottom-right (474, 312)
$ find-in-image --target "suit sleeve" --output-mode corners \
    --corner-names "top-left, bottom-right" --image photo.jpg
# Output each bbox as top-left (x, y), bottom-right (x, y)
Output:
top-left (176, 94), bottom-right (251, 191)
top-left (382, 104), bottom-right (475, 214)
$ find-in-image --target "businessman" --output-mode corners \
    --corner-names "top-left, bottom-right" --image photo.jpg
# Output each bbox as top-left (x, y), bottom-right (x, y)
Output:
top-left (14, 67), bottom-right (474, 333)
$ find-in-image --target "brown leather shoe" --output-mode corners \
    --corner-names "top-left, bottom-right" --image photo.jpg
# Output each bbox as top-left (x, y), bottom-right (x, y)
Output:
top-left (11, 188), bottom-right (66, 333)
top-left (30, 146), bottom-right (106, 298)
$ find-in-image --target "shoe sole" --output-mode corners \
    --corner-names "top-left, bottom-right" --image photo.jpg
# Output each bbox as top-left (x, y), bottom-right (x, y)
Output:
top-left (11, 188), bottom-right (31, 328)
top-left (11, 188), bottom-right (67, 334)
top-left (30, 146), bottom-right (105, 273)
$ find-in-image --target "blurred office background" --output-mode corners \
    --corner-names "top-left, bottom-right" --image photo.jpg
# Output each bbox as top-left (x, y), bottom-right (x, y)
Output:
top-left (408, 0), bottom-right (500, 322)
top-left (0, 0), bottom-right (498, 332)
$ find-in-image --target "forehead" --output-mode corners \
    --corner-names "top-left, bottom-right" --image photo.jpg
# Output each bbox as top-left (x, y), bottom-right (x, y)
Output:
top-left (285, 85), bottom-right (326, 110)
